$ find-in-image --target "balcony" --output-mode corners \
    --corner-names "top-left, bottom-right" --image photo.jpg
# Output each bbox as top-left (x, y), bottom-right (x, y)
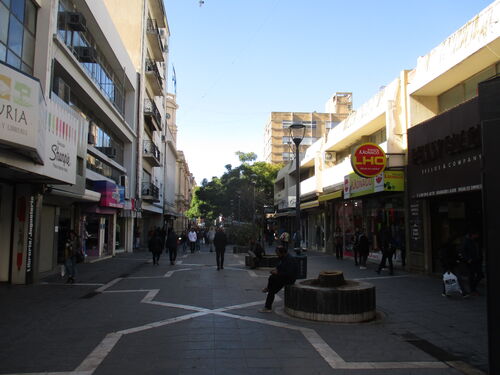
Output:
top-left (143, 140), bottom-right (162, 166)
top-left (145, 59), bottom-right (163, 96)
top-left (142, 182), bottom-right (160, 202)
top-left (146, 19), bottom-right (164, 62)
top-left (144, 98), bottom-right (162, 132)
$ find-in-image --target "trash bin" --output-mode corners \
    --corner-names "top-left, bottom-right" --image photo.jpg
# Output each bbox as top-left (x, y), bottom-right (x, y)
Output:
top-left (294, 251), bottom-right (307, 279)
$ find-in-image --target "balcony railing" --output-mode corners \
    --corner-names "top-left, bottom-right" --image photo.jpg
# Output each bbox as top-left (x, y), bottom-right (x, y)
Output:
top-left (142, 181), bottom-right (160, 201)
top-left (143, 140), bottom-right (161, 166)
top-left (146, 18), bottom-right (164, 62)
top-left (145, 59), bottom-right (163, 96)
top-left (144, 98), bottom-right (162, 131)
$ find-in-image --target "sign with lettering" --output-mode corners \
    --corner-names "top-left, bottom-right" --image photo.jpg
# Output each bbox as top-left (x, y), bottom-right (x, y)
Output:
top-left (407, 98), bottom-right (481, 198)
top-left (344, 171), bottom-right (404, 199)
top-left (351, 143), bottom-right (387, 178)
top-left (42, 99), bottom-right (80, 184)
top-left (0, 62), bottom-right (45, 162)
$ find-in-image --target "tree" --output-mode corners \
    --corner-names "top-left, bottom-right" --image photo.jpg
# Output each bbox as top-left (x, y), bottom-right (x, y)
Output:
top-left (235, 151), bottom-right (257, 164)
top-left (186, 154), bottom-right (281, 226)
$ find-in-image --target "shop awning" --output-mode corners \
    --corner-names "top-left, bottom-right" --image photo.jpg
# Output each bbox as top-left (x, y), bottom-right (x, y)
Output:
top-left (300, 200), bottom-right (319, 210)
top-left (318, 190), bottom-right (342, 202)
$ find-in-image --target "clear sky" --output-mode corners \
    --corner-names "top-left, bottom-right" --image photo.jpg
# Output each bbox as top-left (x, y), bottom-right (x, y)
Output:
top-left (164, 0), bottom-right (494, 184)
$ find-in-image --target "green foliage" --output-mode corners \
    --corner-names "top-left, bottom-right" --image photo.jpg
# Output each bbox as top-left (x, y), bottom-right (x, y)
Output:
top-left (235, 151), bottom-right (257, 163)
top-left (186, 152), bottom-right (281, 227)
top-left (225, 223), bottom-right (259, 246)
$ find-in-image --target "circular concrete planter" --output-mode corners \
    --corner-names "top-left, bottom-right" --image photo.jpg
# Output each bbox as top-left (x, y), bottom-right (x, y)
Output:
top-left (284, 271), bottom-right (376, 323)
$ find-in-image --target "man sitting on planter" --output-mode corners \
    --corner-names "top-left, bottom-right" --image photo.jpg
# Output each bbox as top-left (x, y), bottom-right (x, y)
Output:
top-left (260, 246), bottom-right (298, 313)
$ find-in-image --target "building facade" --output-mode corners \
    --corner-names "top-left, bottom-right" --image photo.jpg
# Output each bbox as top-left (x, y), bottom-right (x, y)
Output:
top-left (273, 1), bottom-right (499, 274)
top-left (263, 92), bottom-right (352, 165)
top-left (0, 0), bottom-right (138, 283)
top-left (103, 0), bottom-right (170, 248)
top-left (0, 0), bottom-right (194, 284)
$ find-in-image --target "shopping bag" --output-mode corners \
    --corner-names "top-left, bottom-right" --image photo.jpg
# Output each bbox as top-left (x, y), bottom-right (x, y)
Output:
top-left (443, 271), bottom-right (462, 296)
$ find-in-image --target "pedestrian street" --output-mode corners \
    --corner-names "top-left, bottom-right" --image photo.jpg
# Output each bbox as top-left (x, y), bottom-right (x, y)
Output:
top-left (0, 249), bottom-right (486, 375)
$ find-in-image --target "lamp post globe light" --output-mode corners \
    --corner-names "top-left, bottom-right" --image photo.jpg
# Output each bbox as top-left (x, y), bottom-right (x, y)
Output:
top-left (289, 123), bottom-right (306, 251)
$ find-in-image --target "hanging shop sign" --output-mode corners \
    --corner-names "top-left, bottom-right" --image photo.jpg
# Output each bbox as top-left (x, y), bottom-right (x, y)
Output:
top-left (351, 143), bottom-right (387, 178)
top-left (93, 181), bottom-right (124, 208)
top-left (344, 170), bottom-right (404, 199)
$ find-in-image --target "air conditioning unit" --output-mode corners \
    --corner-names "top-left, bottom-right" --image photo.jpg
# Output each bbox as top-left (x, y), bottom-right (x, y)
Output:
top-left (119, 175), bottom-right (130, 199)
top-left (56, 77), bottom-right (70, 104)
top-left (58, 11), bottom-right (87, 32)
top-left (74, 46), bottom-right (97, 63)
top-left (324, 151), bottom-right (336, 163)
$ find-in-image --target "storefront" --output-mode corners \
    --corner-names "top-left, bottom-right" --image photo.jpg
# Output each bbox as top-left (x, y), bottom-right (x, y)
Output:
top-left (337, 171), bottom-right (406, 263)
top-left (407, 98), bottom-right (482, 274)
top-left (84, 180), bottom-right (125, 258)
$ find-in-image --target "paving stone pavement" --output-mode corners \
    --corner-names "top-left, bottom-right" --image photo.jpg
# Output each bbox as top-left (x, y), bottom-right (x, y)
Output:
top-left (0, 244), bottom-right (488, 375)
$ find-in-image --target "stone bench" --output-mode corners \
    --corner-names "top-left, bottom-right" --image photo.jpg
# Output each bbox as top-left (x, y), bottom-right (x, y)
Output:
top-left (245, 254), bottom-right (280, 269)
top-left (233, 246), bottom-right (250, 254)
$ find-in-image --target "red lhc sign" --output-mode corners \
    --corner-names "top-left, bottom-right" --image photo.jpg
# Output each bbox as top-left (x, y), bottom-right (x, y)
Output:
top-left (351, 143), bottom-right (387, 178)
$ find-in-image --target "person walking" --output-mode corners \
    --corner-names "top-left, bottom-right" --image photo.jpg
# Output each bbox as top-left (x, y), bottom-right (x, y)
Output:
top-left (357, 228), bottom-right (370, 269)
top-left (64, 230), bottom-right (80, 283)
top-left (213, 227), bottom-right (227, 270)
top-left (462, 229), bottom-right (483, 295)
top-left (207, 226), bottom-right (216, 252)
top-left (188, 228), bottom-right (197, 253)
top-left (260, 246), bottom-right (298, 313)
top-left (149, 229), bottom-right (164, 265)
top-left (166, 228), bottom-right (178, 265)
top-left (376, 226), bottom-right (394, 275)
top-left (334, 226), bottom-right (343, 260)
top-left (352, 228), bottom-right (361, 266)
top-left (180, 230), bottom-right (188, 253)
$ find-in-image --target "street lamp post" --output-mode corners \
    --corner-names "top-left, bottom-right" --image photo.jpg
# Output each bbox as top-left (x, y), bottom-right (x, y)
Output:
top-left (289, 123), bottom-right (306, 251)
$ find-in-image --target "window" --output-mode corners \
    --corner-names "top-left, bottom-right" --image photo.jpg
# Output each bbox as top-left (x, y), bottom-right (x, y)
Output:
top-left (57, 0), bottom-right (125, 115)
top-left (438, 64), bottom-right (498, 113)
top-left (0, 0), bottom-right (37, 74)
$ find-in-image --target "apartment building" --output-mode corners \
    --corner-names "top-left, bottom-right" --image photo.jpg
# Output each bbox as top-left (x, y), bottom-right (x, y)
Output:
top-left (175, 150), bottom-right (195, 233)
top-left (103, 0), bottom-right (170, 247)
top-left (0, 0), bottom-right (137, 283)
top-left (263, 92), bottom-right (352, 165)
top-left (273, 0), bottom-right (499, 274)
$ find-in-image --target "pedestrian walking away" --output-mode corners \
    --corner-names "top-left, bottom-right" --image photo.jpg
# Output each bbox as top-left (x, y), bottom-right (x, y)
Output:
top-left (352, 227), bottom-right (361, 266)
top-left (166, 228), bottom-right (178, 265)
top-left (64, 230), bottom-right (80, 283)
top-left (188, 228), bottom-right (197, 253)
top-left (213, 226), bottom-right (227, 270)
top-left (260, 246), bottom-right (298, 312)
top-left (149, 229), bottom-right (164, 265)
top-left (334, 226), bottom-right (343, 260)
top-left (207, 226), bottom-right (216, 252)
top-left (461, 228), bottom-right (483, 296)
top-left (376, 225), bottom-right (395, 275)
